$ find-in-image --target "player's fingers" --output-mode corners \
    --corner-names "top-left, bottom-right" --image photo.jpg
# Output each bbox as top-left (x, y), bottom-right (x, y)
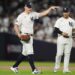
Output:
top-left (51, 6), bottom-right (59, 10)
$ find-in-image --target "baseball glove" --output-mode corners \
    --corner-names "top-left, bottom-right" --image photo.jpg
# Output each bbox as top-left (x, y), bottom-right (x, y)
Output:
top-left (20, 34), bottom-right (30, 42)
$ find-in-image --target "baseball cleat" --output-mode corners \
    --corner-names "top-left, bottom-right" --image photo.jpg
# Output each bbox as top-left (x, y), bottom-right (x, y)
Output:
top-left (53, 67), bottom-right (59, 72)
top-left (10, 67), bottom-right (18, 73)
top-left (32, 69), bottom-right (41, 74)
top-left (54, 68), bottom-right (58, 72)
top-left (63, 70), bottom-right (71, 73)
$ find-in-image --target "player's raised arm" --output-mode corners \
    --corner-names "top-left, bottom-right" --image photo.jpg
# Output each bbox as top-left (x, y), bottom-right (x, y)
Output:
top-left (39, 6), bottom-right (58, 17)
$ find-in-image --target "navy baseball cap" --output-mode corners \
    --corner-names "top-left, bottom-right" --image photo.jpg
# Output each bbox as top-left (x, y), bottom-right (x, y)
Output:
top-left (63, 7), bottom-right (70, 12)
top-left (25, 2), bottom-right (32, 8)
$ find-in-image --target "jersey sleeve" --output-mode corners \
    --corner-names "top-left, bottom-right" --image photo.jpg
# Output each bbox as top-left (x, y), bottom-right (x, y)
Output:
top-left (14, 15), bottom-right (22, 26)
top-left (54, 19), bottom-right (60, 28)
top-left (32, 12), bottom-right (40, 19)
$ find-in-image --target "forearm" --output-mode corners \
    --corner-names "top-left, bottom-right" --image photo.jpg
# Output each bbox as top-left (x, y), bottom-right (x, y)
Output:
top-left (72, 28), bottom-right (75, 38)
top-left (14, 25), bottom-right (20, 37)
top-left (54, 27), bottom-right (69, 38)
top-left (54, 27), bottom-right (62, 34)
top-left (39, 6), bottom-right (58, 17)
top-left (72, 28), bottom-right (75, 32)
top-left (39, 7), bottom-right (51, 17)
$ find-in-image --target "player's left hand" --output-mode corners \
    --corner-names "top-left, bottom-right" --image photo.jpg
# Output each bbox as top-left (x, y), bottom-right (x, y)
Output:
top-left (62, 32), bottom-right (69, 38)
top-left (72, 28), bottom-right (75, 38)
top-left (50, 6), bottom-right (60, 10)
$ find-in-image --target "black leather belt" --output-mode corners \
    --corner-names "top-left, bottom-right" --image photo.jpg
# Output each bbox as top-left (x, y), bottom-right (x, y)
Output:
top-left (63, 36), bottom-right (69, 38)
top-left (25, 33), bottom-right (33, 36)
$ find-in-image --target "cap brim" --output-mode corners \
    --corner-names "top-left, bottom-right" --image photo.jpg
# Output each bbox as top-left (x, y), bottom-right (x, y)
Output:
top-left (25, 5), bottom-right (32, 8)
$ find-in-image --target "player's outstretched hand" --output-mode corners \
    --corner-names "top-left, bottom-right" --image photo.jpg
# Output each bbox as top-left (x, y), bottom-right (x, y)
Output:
top-left (50, 6), bottom-right (59, 10)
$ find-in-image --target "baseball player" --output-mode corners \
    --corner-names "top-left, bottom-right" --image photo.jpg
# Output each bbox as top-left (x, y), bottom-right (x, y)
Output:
top-left (10, 2), bottom-right (57, 74)
top-left (53, 7), bottom-right (75, 73)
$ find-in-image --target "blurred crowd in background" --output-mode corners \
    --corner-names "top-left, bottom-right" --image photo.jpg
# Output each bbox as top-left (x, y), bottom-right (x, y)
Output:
top-left (0, 0), bottom-right (75, 46)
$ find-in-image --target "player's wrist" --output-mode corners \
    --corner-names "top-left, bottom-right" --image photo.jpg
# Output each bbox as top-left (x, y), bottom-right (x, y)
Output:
top-left (61, 32), bottom-right (64, 35)
top-left (17, 34), bottom-right (21, 38)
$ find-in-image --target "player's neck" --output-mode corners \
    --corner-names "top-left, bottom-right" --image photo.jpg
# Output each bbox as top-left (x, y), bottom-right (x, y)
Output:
top-left (63, 16), bottom-right (69, 19)
top-left (24, 10), bottom-right (31, 14)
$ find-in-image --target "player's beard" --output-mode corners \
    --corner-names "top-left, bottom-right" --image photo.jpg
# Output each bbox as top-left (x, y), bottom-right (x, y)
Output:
top-left (63, 13), bottom-right (70, 19)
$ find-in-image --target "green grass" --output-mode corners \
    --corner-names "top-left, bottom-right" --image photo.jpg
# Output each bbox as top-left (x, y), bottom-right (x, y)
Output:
top-left (0, 61), bottom-right (75, 75)
top-left (0, 70), bottom-right (75, 75)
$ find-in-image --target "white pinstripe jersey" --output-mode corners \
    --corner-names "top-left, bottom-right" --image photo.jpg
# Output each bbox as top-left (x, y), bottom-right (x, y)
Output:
top-left (55, 17), bottom-right (75, 37)
top-left (15, 12), bottom-right (40, 34)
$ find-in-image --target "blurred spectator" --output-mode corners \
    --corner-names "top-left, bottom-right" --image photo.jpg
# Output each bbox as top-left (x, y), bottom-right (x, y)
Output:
top-left (2, 15), bottom-right (9, 27)
top-left (35, 26), bottom-right (45, 40)
top-left (42, 15), bottom-right (51, 27)
top-left (0, 6), bottom-right (3, 15)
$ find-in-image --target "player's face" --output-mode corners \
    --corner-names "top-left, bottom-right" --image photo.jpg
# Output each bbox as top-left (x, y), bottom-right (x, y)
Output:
top-left (63, 12), bottom-right (70, 18)
top-left (25, 6), bottom-right (32, 14)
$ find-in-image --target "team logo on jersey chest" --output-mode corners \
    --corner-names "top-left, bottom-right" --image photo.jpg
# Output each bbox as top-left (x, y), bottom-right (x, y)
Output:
top-left (31, 17), bottom-right (34, 21)
top-left (69, 22), bottom-right (73, 27)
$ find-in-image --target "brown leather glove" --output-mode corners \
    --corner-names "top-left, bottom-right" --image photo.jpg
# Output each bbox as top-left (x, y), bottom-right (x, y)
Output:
top-left (20, 34), bottom-right (30, 42)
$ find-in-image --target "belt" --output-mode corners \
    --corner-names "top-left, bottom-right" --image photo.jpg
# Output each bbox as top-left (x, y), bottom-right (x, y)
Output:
top-left (63, 36), bottom-right (69, 38)
top-left (59, 35), bottom-right (71, 38)
top-left (24, 33), bottom-right (33, 36)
